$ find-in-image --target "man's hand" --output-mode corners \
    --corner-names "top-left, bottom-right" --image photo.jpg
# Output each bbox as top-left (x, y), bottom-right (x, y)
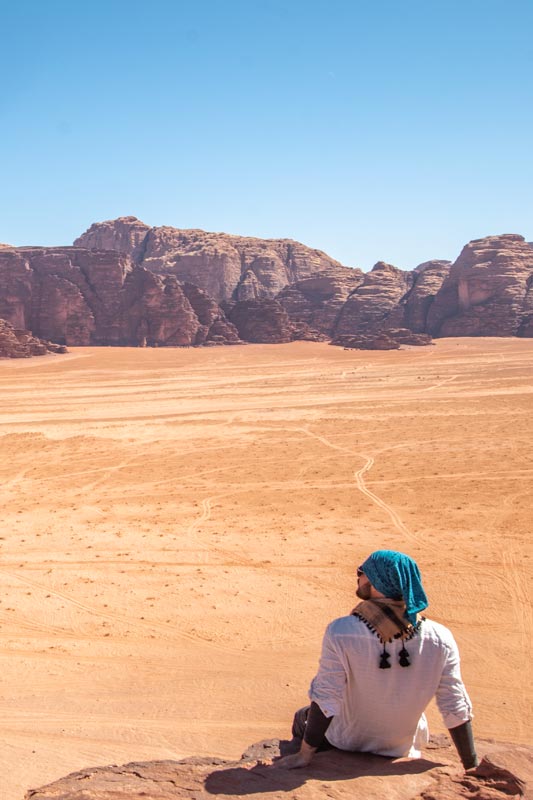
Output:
top-left (274, 740), bottom-right (317, 769)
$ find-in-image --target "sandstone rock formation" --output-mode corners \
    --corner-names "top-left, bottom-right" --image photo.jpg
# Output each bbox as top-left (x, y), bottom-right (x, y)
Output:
top-left (75, 217), bottom-right (345, 303)
top-left (404, 260), bottom-right (452, 333)
top-left (333, 262), bottom-right (416, 338)
top-left (0, 247), bottom-right (241, 347)
top-left (327, 236), bottom-right (533, 343)
top-left (227, 299), bottom-right (320, 343)
top-left (2, 222), bottom-right (533, 348)
top-left (277, 265), bottom-right (365, 338)
top-left (427, 235), bottom-right (533, 337)
top-left (332, 329), bottom-right (433, 350)
top-left (0, 318), bottom-right (67, 358)
top-left (24, 737), bottom-right (532, 800)
top-left (73, 215), bottom-right (151, 260)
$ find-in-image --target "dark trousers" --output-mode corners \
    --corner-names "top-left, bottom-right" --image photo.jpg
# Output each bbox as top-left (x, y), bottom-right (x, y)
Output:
top-left (291, 705), bottom-right (333, 750)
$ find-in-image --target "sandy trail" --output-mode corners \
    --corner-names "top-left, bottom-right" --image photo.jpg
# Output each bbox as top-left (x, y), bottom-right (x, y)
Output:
top-left (0, 338), bottom-right (532, 800)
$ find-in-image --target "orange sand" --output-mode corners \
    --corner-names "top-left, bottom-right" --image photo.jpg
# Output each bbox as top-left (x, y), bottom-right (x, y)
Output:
top-left (0, 339), bottom-right (531, 799)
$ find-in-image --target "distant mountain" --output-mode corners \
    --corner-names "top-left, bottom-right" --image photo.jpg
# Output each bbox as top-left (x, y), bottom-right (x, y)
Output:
top-left (75, 216), bottom-right (343, 303)
top-left (0, 218), bottom-right (531, 348)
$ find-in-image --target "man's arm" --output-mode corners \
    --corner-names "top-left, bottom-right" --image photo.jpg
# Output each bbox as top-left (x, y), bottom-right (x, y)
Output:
top-left (448, 720), bottom-right (478, 769)
top-left (434, 635), bottom-right (478, 770)
top-left (276, 622), bottom-right (345, 770)
top-left (276, 702), bottom-right (333, 769)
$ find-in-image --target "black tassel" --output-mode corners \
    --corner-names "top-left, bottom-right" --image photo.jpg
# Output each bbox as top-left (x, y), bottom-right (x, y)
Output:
top-left (379, 645), bottom-right (391, 669)
top-left (399, 644), bottom-right (410, 667)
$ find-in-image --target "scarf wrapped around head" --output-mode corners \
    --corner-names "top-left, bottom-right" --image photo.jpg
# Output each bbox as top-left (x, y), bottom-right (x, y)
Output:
top-left (360, 550), bottom-right (428, 626)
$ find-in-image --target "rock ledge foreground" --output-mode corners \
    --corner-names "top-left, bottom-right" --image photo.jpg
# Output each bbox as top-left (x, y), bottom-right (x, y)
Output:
top-left (25, 737), bottom-right (532, 800)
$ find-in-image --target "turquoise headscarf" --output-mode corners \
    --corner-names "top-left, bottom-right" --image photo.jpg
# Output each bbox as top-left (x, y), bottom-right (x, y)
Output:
top-left (360, 550), bottom-right (428, 626)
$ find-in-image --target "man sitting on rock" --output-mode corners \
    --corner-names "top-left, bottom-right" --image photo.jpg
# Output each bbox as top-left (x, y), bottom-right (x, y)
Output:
top-left (276, 549), bottom-right (478, 771)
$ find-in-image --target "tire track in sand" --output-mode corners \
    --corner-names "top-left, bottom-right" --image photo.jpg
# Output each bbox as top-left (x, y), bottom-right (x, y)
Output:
top-left (288, 426), bottom-right (507, 589)
top-left (289, 426), bottom-right (415, 541)
top-left (0, 568), bottom-right (253, 658)
top-left (354, 455), bottom-right (412, 539)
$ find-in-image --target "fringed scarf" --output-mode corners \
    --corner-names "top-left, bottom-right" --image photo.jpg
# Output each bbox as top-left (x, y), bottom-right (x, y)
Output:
top-left (351, 598), bottom-right (423, 669)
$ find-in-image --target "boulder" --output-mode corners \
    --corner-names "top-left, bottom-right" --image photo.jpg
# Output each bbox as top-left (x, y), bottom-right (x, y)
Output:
top-left (332, 328), bottom-right (433, 350)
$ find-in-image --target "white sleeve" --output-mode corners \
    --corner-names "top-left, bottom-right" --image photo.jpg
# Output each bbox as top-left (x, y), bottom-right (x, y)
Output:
top-left (435, 635), bottom-right (473, 729)
top-left (308, 623), bottom-right (347, 718)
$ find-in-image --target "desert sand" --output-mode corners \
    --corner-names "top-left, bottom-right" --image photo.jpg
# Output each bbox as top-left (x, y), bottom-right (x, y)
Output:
top-left (0, 339), bottom-right (532, 800)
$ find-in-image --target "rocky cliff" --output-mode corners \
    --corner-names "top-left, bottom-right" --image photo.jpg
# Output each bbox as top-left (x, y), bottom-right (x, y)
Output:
top-left (71, 221), bottom-right (533, 345)
top-left (24, 737), bottom-right (532, 800)
top-left (427, 235), bottom-right (533, 337)
top-left (0, 247), bottom-right (241, 347)
top-left (75, 217), bottom-right (345, 303)
top-left (276, 265), bottom-right (365, 338)
top-left (1, 221), bottom-right (532, 349)
top-left (227, 299), bottom-right (322, 343)
top-left (333, 262), bottom-right (416, 338)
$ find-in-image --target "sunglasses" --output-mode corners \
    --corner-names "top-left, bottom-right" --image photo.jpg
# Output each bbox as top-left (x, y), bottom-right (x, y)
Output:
top-left (357, 567), bottom-right (364, 577)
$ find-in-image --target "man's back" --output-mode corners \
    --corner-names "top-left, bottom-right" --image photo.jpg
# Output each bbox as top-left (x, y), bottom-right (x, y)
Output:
top-left (275, 551), bottom-right (477, 772)
top-left (310, 615), bottom-right (473, 757)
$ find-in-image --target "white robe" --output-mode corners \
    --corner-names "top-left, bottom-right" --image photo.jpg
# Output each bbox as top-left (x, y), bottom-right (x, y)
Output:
top-left (309, 615), bottom-right (473, 758)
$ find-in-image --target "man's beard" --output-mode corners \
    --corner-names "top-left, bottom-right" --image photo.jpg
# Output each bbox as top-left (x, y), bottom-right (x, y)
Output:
top-left (356, 583), bottom-right (372, 601)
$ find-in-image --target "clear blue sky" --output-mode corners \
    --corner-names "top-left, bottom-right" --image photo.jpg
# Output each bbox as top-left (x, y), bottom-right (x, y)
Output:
top-left (1, 0), bottom-right (532, 270)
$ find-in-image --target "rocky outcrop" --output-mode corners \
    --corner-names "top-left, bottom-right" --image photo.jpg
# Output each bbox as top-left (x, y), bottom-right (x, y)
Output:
top-left (333, 329), bottom-right (433, 350)
top-left (70, 222), bottom-right (533, 343)
top-left (0, 318), bottom-right (67, 358)
top-left (277, 265), bottom-right (365, 338)
top-left (72, 216), bottom-right (151, 261)
top-left (404, 260), bottom-right (452, 333)
top-left (427, 235), bottom-right (533, 337)
top-left (3, 223), bottom-right (533, 347)
top-left (227, 299), bottom-right (321, 343)
top-left (24, 737), bottom-right (532, 800)
top-left (75, 217), bottom-right (345, 303)
top-left (0, 247), bottom-right (241, 347)
top-left (333, 262), bottom-right (416, 338)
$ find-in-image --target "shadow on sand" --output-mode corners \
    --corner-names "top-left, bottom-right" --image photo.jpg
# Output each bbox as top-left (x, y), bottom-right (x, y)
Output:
top-left (204, 739), bottom-right (445, 796)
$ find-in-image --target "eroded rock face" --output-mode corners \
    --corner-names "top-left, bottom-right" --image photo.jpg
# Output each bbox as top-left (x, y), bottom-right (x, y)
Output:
top-left (75, 217), bottom-right (345, 303)
top-left (228, 299), bottom-right (305, 343)
top-left (0, 247), bottom-right (241, 347)
top-left (333, 262), bottom-right (415, 338)
top-left (427, 235), bottom-right (533, 337)
top-left (73, 216), bottom-right (151, 261)
top-left (0, 318), bottom-right (67, 358)
top-left (404, 260), bottom-right (452, 333)
top-left (24, 738), bottom-right (532, 800)
top-left (4, 224), bottom-right (533, 346)
top-left (277, 266), bottom-right (365, 338)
